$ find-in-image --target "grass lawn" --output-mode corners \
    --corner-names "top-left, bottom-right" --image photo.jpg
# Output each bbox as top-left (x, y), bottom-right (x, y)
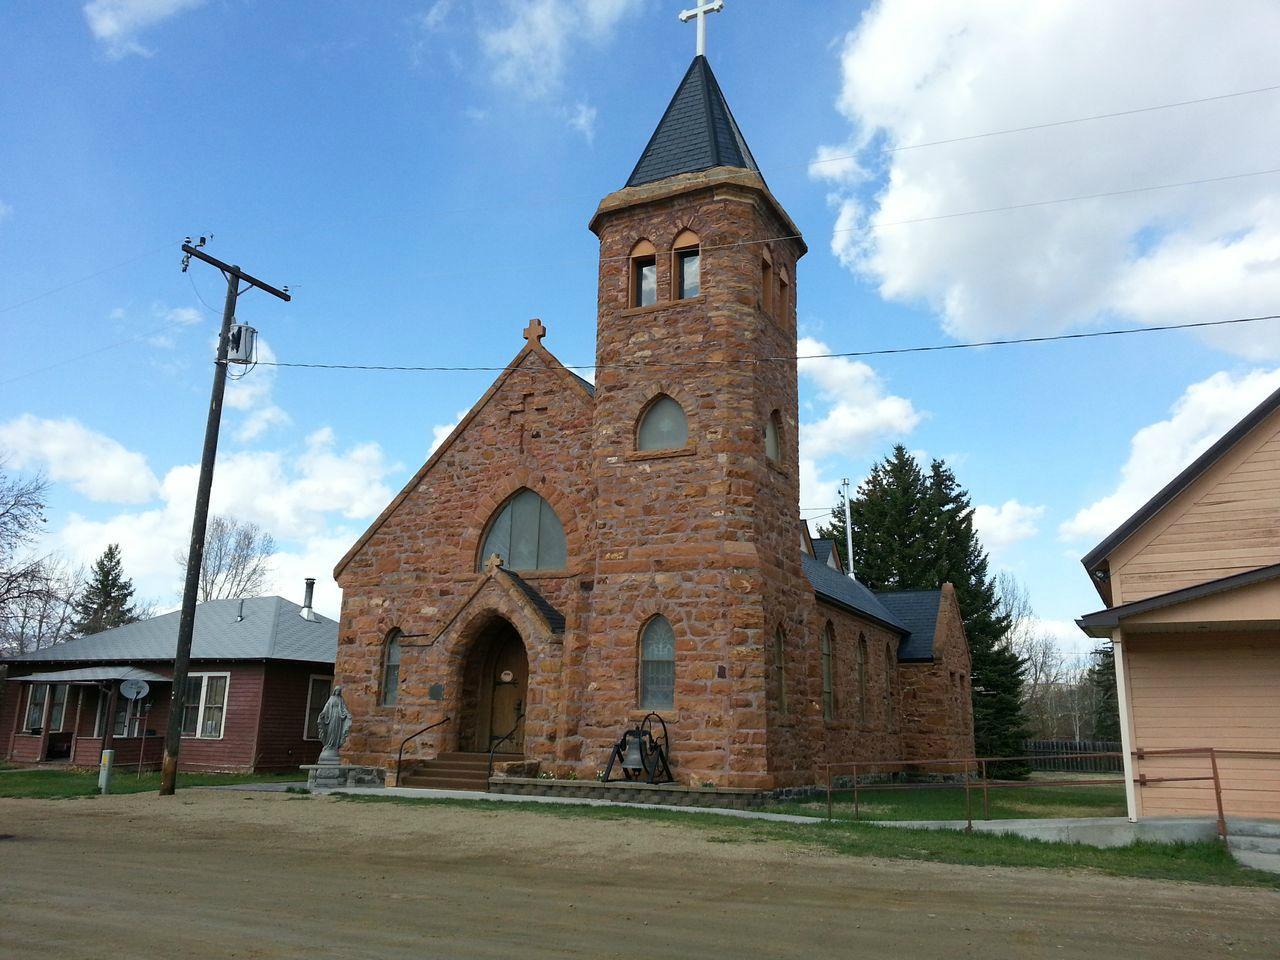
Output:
top-left (333, 793), bottom-right (1280, 890)
top-left (767, 777), bottom-right (1128, 822)
top-left (0, 768), bottom-right (300, 799)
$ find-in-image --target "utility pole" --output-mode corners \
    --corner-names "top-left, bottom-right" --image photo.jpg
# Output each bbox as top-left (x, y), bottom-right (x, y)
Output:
top-left (159, 241), bottom-right (289, 796)
top-left (841, 477), bottom-right (854, 577)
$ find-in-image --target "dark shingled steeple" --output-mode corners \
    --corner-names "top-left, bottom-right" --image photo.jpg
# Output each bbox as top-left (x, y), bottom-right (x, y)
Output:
top-left (626, 55), bottom-right (761, 188)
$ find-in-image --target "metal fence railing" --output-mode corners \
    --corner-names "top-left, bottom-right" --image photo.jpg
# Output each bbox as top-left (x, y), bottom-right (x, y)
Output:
top-left (1022, 739), bottom-right (1123, 773)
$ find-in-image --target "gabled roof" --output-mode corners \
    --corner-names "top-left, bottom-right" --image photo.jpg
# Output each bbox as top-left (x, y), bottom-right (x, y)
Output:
top-left (801, 553), bottom-right (906, 635)
top-left (1082, 382), bottom-right (1280, 577)
top-left (626, 55), bottom-right (761, 188)
top-left (1077, 561), bottom-right (1280, 637)
top-left (4, 597), bottom-right (337, 666)
top-left (875, 590), bottom-right (943, 662)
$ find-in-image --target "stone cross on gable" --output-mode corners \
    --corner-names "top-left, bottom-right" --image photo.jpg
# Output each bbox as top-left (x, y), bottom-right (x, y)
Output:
top-left (523, 318), bottom-right (546, 343)
top-left (679, 0), bottom-right (724, 58)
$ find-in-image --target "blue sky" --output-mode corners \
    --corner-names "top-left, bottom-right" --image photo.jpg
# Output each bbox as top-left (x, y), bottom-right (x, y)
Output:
top-left (3, 1), bottom-right (1280, 658)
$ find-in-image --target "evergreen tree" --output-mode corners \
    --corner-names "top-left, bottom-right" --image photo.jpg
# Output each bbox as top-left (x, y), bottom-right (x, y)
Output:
top-left (71, 544), bottom-right (139, 636)
top-left (818, 445), bottom-right (1030, 772)
top-left (1087, 643), bottom-right (1121, 741)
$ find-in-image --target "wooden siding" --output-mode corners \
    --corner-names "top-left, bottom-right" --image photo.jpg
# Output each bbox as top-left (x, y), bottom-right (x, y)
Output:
top-left (1126, 633), bottom-right (1280, 819)
top-left (253, 661), bottom-right (330, 770)
top-left (1112, 420), bottom-right (1280, 604)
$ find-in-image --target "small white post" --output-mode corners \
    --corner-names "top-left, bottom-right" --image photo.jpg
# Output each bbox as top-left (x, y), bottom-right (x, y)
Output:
top-left (99, 749), bottom-right (115, 795)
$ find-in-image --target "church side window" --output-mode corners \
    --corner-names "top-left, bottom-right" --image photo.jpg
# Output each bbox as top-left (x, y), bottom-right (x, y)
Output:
top-left (773, 627), bottom-right (788, 715)
top-left (477, 489), bottom-right (568, 572)
top-left (673, 229), bottom-right (701, 299)
top-left (857, 634), bottom-right (868, 725)
top-left (381, 631), bottom-right (402, 707)
top-left (636, 394), bottom-right (689, 451)
top-left (761, 256), bottom-right (774, 315)
top-left (821, 622), bottom-right (836, 721)
top-left (884, 642), bottom-right (895, 729)
top-left (630, 240), bottom-right (658, 308)
top-left (764, 410), bottom-right (782, 464)
top-left (639, 616), bottom-right (676, 709)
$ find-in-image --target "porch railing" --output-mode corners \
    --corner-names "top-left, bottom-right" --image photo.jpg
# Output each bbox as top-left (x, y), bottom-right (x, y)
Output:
top-left (395, 716), bottom-right (450, 786)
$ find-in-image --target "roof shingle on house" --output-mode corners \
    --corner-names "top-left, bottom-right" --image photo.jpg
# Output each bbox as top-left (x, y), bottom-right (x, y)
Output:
top-left (4, 596), bottom-right (337, 666)
top-left (626, 55), bottom-right (761, 188)
top-left (874, 590), bottom-right (943, 662)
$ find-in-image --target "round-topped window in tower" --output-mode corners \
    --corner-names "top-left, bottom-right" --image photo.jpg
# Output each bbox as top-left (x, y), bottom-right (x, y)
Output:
top-left (629, 239), bottom-right (658, 308)
top-left (764, 409), bottom-right (783, 463)
top-left (636, 394), bottom-right (689, 451)
top-left (477, 489), bottom-right (567, 572)
top-left (673, 229), bottom-right (701, 299)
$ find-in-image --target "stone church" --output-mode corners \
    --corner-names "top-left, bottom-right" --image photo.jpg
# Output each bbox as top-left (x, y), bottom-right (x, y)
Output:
top-left (333, 53), bottom-right (974, 789)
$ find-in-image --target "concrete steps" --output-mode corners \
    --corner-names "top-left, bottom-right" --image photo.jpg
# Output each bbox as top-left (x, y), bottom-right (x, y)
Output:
top-left (399, 752), bottom-right (521, 792)
top-left (1227, 819), bottom-right (1280, 875)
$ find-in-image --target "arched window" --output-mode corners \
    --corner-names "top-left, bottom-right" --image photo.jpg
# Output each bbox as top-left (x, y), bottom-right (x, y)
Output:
top-left (477, 489), bottom-right (567, 572)
top-left (857, 634), bottom-right (868, 725)
top-left (630, 239), bottom-right (657, 308)
top-left (381, 630), bottom-right (402, 707)
top-left (636, 394), bottom-right (689, 451)
top-left (778, 265), bottom-right (791, 319)
top-left (761, 253), bottom-right (774, 315)
top-left (884, 642), bottom-right (895, 729)
top-left (821, 622), bottom-right (836, 720)
top-left (673, 229), bottom-right (701, 299)
top-left (764, 410), bottom-right (782, 463)
top-left (773, 627), bottom-right (788, 715)
top-left (639, 616), bottom-right (676, 709)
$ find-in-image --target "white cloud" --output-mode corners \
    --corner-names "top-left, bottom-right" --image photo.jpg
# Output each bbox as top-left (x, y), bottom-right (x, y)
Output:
top-left (480, 0), bottom-right (640, 100)
top-left (815, 1), bottom-right (1280, 357)
top-left (1061, 366), bottom-right (1280, 542)
top-left (797, 335), bottom-right (923, 463)
top-left (147, 305), bottom-right (203, 349)
top-left (428, 410), bottom-right (469, 456)
top-left (54, 426), bottom-right (398, 610)
top-left (417, 0), bottom-right (454, 33)
top-left (974, 499), bottom-right (1045, 560)
top-left (566, 102), bottom-right (598, 144)
top-left (225, 338), bottom-right (291, 442)
top-left (0, 415), bottom-right (160, 504)
top-left (83, 0), bottom-right (203, 59)
top-left (0, 199), bottom-right (12, 222)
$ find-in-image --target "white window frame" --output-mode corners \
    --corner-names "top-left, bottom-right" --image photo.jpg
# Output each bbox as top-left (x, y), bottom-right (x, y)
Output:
top-left (303, 674), bottom-right (333, 741)
top-left (24, 683), bottom-right (49, 734)
top-left (180, 672), bottom-right (231, 741)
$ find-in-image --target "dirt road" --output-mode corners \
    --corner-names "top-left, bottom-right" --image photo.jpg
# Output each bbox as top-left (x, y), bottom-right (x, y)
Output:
top-left (1, 792), bottom-right (1276, 959)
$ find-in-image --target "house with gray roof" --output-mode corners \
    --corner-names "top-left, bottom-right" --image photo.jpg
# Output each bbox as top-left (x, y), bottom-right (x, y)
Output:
top-left (1, 586), bottom-right (337, 773)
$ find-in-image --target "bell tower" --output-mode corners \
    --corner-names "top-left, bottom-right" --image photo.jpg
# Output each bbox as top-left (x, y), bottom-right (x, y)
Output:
top-left (584, 48), bottom-right (809, 788)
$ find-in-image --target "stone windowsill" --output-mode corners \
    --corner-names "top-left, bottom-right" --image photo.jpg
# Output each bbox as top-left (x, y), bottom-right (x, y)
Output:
top-left (619, 295), bottom-right (705, 319)
top-left (624, 446), bottom-right (697, 463)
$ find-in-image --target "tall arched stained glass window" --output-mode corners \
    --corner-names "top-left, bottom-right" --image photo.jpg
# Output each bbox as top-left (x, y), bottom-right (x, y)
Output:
top-left (821, 622), bottom-right (836, 720)
top-left (764, 410), bottom-right (782, 463)
top-left (381, 630), bottom-right (402, 707)
top-left (640, 616), bottom-right (676, 709)
top-left (478, 489), bottom-right (567, 572)
top-left (637, 395), bottom-right (689, 451)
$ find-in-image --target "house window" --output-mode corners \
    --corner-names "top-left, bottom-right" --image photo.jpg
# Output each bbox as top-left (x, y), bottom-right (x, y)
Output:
top-left (673, 230), bottom-right (701, 299)
top-left (764, 410), bottom-right (782, 464)
top-left (639, 616), bottom-right (675, 710)
top-left (773, 628), bottom-right (788, 715)
top-left (381, 631), bottom-right (401, 707)
top-left (821, 623), bottom-right (835, 721)
top-left (636, 394), bottom-right (689, 451)
top-left (857, 634), bottom-right (868, 725)
top-left (24, 684), bottom-right (48, 733)
top-left (477, 488), bottom-right (568, 572)
top-left (179, 674), bottom-right (229, 739)
top-left (305, 675), bottom-right (333, 740)
top-left (630, 240), bottom-right (658, 307)
top-left (113, 694), bottom-right (136, 738)
top-left (47, 684), bottom-right (68, 732)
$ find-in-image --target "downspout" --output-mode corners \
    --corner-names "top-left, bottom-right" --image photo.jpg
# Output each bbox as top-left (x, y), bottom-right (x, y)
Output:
top-left (1112, 629), bottom-right (1140, 822)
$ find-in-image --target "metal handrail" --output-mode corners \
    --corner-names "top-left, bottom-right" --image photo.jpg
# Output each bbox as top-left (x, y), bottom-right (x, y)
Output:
top-left (395, 716), bottom-right (450, 786)
top-left (486, 710), bottom-right (525, 784)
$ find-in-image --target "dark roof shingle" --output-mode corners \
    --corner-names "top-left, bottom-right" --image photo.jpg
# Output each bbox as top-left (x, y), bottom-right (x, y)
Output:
top-left (802, 553), bottom-right (905, 634)
top-left (874, 590), bottom-right (943, 662)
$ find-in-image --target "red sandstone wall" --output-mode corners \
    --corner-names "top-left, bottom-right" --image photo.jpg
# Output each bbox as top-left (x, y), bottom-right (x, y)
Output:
top-left (898, 585), bottom-right (975, 766)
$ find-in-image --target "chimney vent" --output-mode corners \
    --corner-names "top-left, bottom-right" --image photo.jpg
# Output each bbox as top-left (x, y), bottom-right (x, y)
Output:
top-left (235, 598), bottom-right (245, 622)
top-left (300, 578), bottom-right (318, 622)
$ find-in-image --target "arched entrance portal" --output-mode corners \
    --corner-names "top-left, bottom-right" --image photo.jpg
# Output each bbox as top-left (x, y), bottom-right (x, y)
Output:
top-left (458, 618), bottom-right (529, 754)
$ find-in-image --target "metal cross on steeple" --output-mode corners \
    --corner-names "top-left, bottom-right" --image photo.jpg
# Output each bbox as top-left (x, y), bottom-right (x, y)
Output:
top-left (679, 0), bottom-right (724, 58)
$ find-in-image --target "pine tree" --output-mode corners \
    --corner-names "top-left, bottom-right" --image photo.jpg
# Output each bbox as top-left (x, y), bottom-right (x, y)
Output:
top-left (1087, 643), bottom-right (1121, 741)
top-left (71, 544), bottom-right (139, 636)
top-left (818, 445), bottom-right (1030, 773)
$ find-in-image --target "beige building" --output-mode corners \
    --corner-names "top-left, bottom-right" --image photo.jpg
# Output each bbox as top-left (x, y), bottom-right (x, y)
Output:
top-left (1079, 385), bottom-right (1280, 821)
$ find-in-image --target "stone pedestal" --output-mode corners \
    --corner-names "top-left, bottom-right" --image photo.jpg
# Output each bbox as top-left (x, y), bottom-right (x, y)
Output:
top-left (301, 764), bottom-right (385, 790)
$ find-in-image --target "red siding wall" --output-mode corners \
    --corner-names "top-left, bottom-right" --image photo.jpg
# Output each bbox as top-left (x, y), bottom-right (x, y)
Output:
top-left (253, 662), bottom-right (330, 770)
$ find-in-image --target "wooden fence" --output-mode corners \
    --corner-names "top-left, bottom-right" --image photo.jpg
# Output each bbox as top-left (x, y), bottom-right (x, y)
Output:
top-left (1022, 739), bottom-right (1123, 773)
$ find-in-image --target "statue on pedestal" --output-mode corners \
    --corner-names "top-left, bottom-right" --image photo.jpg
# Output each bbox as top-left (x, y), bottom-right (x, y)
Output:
top-left (316, 685), bottom-right (353, 765)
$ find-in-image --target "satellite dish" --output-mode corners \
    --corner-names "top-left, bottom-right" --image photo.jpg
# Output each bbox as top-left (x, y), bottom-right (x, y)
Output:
top-left (120, 678), bottom-right (150, 701)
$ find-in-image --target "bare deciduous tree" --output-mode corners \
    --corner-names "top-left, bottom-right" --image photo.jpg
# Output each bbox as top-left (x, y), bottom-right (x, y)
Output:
top-left (0, 461), bottom-right (57, 653)
top-left (176, 515), bottom-right (276, 602)
top-left (997, 573), bottom-right (1070, 738)
top-left (1, 559), bottom-right (83, 655)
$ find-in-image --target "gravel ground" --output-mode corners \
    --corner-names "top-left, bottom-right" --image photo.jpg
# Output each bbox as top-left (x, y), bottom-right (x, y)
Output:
top-left (0, 791), bottom-right (1276, 959)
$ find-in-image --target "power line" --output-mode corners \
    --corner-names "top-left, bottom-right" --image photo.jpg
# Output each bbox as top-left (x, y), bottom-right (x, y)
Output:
top-left (809, 82), bottom-right (1280, 166)
top-left (253, 312), bottom-right (1280, 375)
top-left (0, 244), bottom-right (172, 315)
